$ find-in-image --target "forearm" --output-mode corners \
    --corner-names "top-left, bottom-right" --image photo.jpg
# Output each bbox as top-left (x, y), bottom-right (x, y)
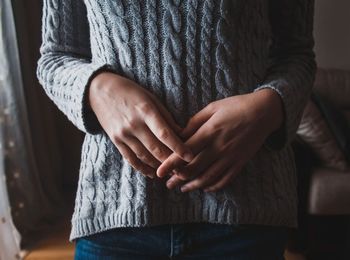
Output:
top-left (252, 0), bottom-right (316, 151)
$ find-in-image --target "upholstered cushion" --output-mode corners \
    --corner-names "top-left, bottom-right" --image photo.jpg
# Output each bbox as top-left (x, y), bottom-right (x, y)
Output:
top-left (309, 167), bottom-right (350, 215)
top-left (297, 95), bottom-right (349, 171)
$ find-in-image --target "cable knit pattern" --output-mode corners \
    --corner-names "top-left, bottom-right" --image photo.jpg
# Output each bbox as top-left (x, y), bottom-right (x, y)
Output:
top-left (103, 0), bottom-right (133, 78)
top-left (36, 0), bottom-right (316, 243)
top-left (130, 1), bottom-right (148, 85)
top-left (184, 0), bottom-right (200, 116)
top-left (145, 0), bottom-right (163, 99)
top-left (162, 0), bottom-right (187, 125)
top-left (214, 0), bottom-right (236, 100)
top-left (199, 0), bottom-right (215, 107)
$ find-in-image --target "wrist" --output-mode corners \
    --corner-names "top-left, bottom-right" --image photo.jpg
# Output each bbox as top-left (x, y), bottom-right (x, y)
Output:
top-left (249, 88), bottom-right (284, 136)
top-left (88, 71), bottom-right (118, 110)
top-left (90, 71), bottom-right (115, 92)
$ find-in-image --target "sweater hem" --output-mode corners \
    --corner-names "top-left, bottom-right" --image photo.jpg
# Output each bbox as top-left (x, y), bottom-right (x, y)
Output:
top-left (69, 205), bottom-right (297, 243)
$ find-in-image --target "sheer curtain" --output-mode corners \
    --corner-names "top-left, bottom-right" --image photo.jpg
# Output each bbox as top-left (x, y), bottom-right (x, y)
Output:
top-left (1, 0), bottom-right (80, 256)
top-left (0, 1), bottom-right (23, 259)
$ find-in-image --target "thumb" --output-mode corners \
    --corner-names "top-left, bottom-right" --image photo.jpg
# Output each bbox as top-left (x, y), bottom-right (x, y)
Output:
top-left (181, 104), bottom-right (214, 139)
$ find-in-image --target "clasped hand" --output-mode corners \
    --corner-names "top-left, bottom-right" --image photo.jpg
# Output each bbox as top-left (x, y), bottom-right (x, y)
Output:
top-left (89, 72), bottom-right (283, 193)
top-left (157, 92), bottom-right (277, 193)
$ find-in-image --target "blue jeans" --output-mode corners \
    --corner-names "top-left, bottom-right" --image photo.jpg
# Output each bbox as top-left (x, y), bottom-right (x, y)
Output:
top-left (74, 222), bottom-right (288, 259)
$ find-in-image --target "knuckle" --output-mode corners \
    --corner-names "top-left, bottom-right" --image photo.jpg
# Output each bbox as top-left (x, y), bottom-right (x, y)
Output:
top-left (128, 157), bottom-right (140, 169)
top-left (206, 101), bottom-right (217, 112)
top-left (111, 134), bottom-right (121, 144)
top-left (142, 155), bottom-right (152, 164)
top-left (149, 161), bottom-right (160, 169)
top-left (141, 155), bottom-right (155, 166)
top-left (156, 149), bottom-right (165, 159)
top-left (111, 128), bottom-right (123, 141)
top-left (135, 152), bottom-right (146, 161)
top-left (210, 121), bottom-right (222, 132)
top-left (137, 102), bottom-right (154, 116)
top-left (125, 117), bottom-right (138, 129)
top-left (158, 128), bottom-right (170, 140)
top-left (150, 145), bottom-right (163, 158)
top-left (116, 127), bottom-right (128, 138)
top-left (160, 150), bottom-right (172, 162)
top-left (128, 157), bottom-right (137, 166)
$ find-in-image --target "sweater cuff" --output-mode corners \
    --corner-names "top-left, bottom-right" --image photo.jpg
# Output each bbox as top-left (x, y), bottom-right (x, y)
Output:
top-left (253, 80), bottom-right (291, 151)
top-left (81, 63), bottom-right (118, 135)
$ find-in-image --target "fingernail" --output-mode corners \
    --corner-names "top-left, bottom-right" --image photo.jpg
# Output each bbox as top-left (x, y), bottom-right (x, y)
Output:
top-left (156, 170), bottom-right (164, 178)
top-left (184, 152), bottom-right (194, 162)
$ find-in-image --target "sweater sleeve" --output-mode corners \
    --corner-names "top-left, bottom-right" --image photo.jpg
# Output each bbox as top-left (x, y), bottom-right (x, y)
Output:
top-left (36, 0), bottom-right (117, 135)
top-left (253, 0), bottom-right (317, 151)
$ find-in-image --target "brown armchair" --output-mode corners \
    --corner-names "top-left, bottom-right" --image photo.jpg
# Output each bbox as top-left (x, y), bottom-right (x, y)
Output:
top-left (290, 68), bottom-right (350, 259)
top-left (307, 68), bottom-right (350, 215)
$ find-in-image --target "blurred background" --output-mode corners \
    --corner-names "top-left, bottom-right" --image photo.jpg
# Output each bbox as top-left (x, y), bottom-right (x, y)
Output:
top-left (0, 0), bottom-right (349, 259)
top-left (314, 0), bottom-right (350, 69)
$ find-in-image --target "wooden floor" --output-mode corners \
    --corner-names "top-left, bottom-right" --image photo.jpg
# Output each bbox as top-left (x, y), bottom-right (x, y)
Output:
top-left (23, 217), bottom-right (75, 260)
top-left (22, 221), bottom-right (306, 260)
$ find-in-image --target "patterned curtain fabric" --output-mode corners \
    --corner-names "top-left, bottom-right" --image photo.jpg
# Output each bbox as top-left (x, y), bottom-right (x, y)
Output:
top-left (0, 1), bottom-right (23, 258)
top-left (1, 0), bottom-right (72, 256)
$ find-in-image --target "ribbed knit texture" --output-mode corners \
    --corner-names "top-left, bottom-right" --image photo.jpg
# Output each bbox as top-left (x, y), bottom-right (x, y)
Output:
top-left (36, 0), bottom-right (316, 243)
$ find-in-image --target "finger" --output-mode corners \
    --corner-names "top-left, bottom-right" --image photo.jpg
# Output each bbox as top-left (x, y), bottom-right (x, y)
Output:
top-left (180, 103), bottom-right (215, 139)
top-left (114, 140), bottom-right (156, 179)
top-left (141, 103), bottom-right (194, 162)
top-left (122, 134), bottom-right (161, 169)
top-left (172, 142), bottom-right (218, 181)
top-left (156, 119), bottom-right (215, 178)
top-left (134, 125), bottom-right (172, 163)
top-left (179, 157), bottom-right (232, 192)
top-left (203, 163), bottom-right (242, 192)
top-left (166, 174), bottom-right (186, 189)
top-left (156, 152), bottom-right (186, 178)
top-left (146, 92), bottom-right (183, 134)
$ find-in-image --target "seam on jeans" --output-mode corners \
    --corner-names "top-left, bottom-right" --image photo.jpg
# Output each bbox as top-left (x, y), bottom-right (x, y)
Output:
top-left (170, 224), bottom-right (173, 257)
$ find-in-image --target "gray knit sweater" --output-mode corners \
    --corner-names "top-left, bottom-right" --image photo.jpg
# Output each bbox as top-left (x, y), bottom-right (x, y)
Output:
top-left (36, 0), bottom-right (316, 243)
